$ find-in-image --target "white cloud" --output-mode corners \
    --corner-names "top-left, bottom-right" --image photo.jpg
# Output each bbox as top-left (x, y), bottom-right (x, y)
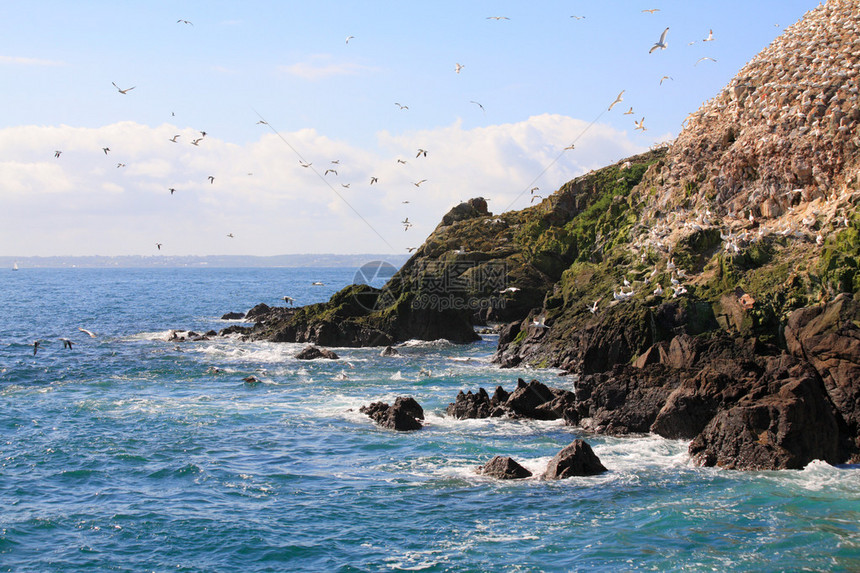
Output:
top-left (0, 55), bottom-right (64, 66)
top-left (278, 55), bottom-right (378, 80)
top-left (0, 116), bottom-right (645, 256)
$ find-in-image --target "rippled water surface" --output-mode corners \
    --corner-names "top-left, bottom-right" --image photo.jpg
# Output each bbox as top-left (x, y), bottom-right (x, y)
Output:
top-left (1, 267), bottom-right (859, 571)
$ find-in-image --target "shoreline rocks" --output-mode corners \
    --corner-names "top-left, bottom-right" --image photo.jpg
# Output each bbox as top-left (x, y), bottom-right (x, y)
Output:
top-left (360, 396), bottom-right (424, 431)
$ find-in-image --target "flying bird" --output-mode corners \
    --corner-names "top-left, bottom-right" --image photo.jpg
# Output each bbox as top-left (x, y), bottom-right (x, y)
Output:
top-left (227, 233), bottom-right (234, 238)
top-left (703, 29), bottom-right (714, 42)
top-left (406, 247), bottom-right (416, 253)
top-left (102, 147), bottom-right (110, 154)
top-left (156, 243), bottom-right (162, 250)
top-left (695, 57), bottom-right (717, 65)
top-left (177, 19), bottom-right (193, 25)
top-left (530, 187), bottom-right (540, 194)
top-left (416, 149), bottom-right (428, 157)
top-left (33, 341), bottom-right (40, 355)
top-left (564, 144), bottom-right (575, 151)
top-left (486, 16), bottom-right (510, 20)
top-left (455, 63), bottom-right (464, 74)
top-left (199, 131), bottom-right (207, 137)
top-left (78, 328), bottom-right (96, 338)
top-left (470, 100), bottom-right (485, 112)
top-left (54, 150), bottom-right (62, 158)
top-left (402, 218), bottom-right (412, 231)
top-left (116, 163), bottom-right (126, 168)
top-left (642, 8), bottom-right (660, 14)
top-left (60, 338), bottom-right (73, 350)
top-left (370, 177), bottom-right (378, 184)
top-left (283, 296), bottom-right (294, 305)
top-left (191, 138), bottom-right (203, 146)
top-left (341, 183), bottom-right (350, 188)
top-left (169, 188), bottom-right (176, 195)
top-left (649, 27), bottom-right (669, 53)
top-left (634, 117), bottom-right (647, 131)
top-left (608, 90), bottom-right (625, 111)
top-left (413, 179), bottom-right (427, 187)
top-left (300, 161), bottom-right (312, 168)
top-left (660, 75), bottom-right (673, 85)
top-left (345, 35), bottom-right (354, 44)
top-left (169, 135), bottom-right (180, 142)
top-left (256, 120), bottom-right (268, 124)
top-left (112, 82), bottom-right (136, 94)
top-left (397, 159), bottom-right (407, 164)
top-left (208, 175), bottom-right (215, 184)
top-left (570, 15), bottom-right (585, 20)
top-left (531, 195), bottom-right (544, 203)
top-left (325, 169), bottom-right (338, 176)
top-left (395, 103), bottom-right (408, 110)
top-left (624, 107), bottom-right (634, 115)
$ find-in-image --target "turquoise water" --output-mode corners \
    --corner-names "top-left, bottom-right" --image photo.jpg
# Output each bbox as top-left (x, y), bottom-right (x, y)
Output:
top-left (1, 267), bottom-right (859, 572)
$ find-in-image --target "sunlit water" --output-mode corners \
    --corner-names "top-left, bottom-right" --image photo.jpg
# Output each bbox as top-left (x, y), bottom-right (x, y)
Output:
top-left (1, 267), bottom-right (859, 571)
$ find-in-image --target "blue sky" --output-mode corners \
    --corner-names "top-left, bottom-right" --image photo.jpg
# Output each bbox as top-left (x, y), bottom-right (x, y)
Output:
top-left (1, 1), bottom-right (814, 256)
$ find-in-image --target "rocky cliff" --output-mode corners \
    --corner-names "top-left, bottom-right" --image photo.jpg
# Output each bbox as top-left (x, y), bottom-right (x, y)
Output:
top-left (223, 0), bottom-right (860, 469)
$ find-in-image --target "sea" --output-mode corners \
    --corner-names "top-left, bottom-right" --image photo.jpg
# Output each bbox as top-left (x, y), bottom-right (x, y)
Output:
top-left (1, 266), bottom-right (859, 572)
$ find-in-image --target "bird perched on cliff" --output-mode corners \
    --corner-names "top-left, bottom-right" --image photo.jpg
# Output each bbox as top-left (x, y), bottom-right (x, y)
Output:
top-left (532, 316), bottom-right (548, 329)
top-left (653, 284), bottom-right (664, 296)
top-left (649, 27), bottom-right (669, 53)
top-left (588, 300), bottom-right (600, 314)
top-left (608, 90), bottom-right (625, 111)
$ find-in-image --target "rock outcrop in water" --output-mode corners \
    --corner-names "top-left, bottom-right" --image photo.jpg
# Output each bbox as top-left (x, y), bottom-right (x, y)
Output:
top-left (360, 396), bottom-right (424, 431)
top-left (216, 0), bottom-right (860, 470)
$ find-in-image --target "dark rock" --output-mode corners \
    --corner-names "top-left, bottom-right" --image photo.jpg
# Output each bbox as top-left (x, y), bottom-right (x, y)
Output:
top-left (438, 197), bottom-right (490, 228)
top-left (295, 346), bottom-right (339, 360)
top-left (220, 324), bottom-right (253, 336)
top-left (544, 439), bottom-right (607, 479)
top-left (221, 311), bottom-right (245, 320)
top-left (689, 364), bottom-right (844, 470)
top-left (380, 345), bottom-right (400, 357)
top-left (360, 396), bottom-right (424, 431)
top-left (505, 379), bottom-right (570, 420)
top-left (784, 293), bottom-right (860, 451)
top-left (245, 303), bottom-right (271, 321)
top-left (478, 456), bottom-right (532, 479)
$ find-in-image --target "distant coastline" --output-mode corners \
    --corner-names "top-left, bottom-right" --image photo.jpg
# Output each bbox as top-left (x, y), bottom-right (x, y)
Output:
top-left (1, 254), bottom-right (410, 269)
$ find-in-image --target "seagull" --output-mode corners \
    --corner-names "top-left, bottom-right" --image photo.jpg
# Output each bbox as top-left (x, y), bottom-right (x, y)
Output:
top-left (649, 27), bottom-right (669, 53)
top-left (416, 149), bottom-right (428, 157)
top-left (33, 341), bottom-right (40, 355)
top-left (402, 200), bottom-right (410, 204)
top-left (455, 63), bottom-right (464, 74)
top-left (345, 35), bottom-right (355, 44)
top-left (116, 163), bottom-right (126, 168)
top-left (156, 243), bottom-right (162, 250)
top-left (470, 100), bottom-right (485, 112)
top-left (177, 19), bottom-right (193, 25)
top-left (256, 120), bottom-right (268, 124)
top-left (564, 144), bottom-right (576, 151)
top-left (571, 15), bottom-right (585, 20)
top-left (397, 158), bottom-right (407, 164)
top-left (413, 179), bottom-right (427, 187)
top-left (642, 8), bottom-right (660, 14)
top-left (102, 147), bottom-right (110, 154)
top-left (695, 57), bottom-right (717, 65)
top-left (532, 316), bottom-right (548, 329)
top-left (370, 177), bottom-right (378, 184)
top-left (530, 187), bottom-right (540, 194)
top-left (395, 103), bottom-right (409, 110)
top-left (191, 138), bottom-right (203, 146)
top-left (341, 183), bottom-right (350, 188)
top-left (486, 16), bottom-right (510, 20)
top-left (311, 281), bottom-right (325, 286)
top-left (227, 233), bottom-right (234, 238)
top-left (200, 131), bottom-right (207, 137)
top-left (402, 218), bottom-right (412, 231)
top-left (331, 159), bottom-right (340, 164)
top-left (283, 296), bottom-right (294, 305)
top-left (406, 247), bottom-right (417, 253)
top-left (608, 90), bottom-right (625, 111)
top-left (78, 328), bottom-right (96, 338)
top-left (112, 82), bottom-right (136, 94)
top-left (531, 195), bottom-right (544, 203)
top-left (60, 338), bottom-right (73, 350)
top-left (54, 150), bottom-right (62, 158)
top-left (624, 107), bottom-right (634, 115)
top-left (169, 135), bottom-right (180, 142)
top-left (660, 75), bottom-right (673, 85)
top-left (653, 284), bottom-right (663, 296)
top-left (634, 117), bottom-right (647, 131)
top-left (208, 175), bottom-right (215, 184)
top-left (623, 277), bottom-right (631, 287)
top-left (588, 300), bottom-right (600, 314)
top-left (325, 169), bottom-right (338, 176)
top-left (703, 29), bottom-right (714, 42)
top-left (499, 286), bottom-right (521, 294)
top-left (300, 161), bottom-right (312, 168)
top-left (169, 188), bottom-right (176, 195)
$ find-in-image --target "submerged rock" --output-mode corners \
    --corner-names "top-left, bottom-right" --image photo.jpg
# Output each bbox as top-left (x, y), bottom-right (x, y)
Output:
top-left (543, 440), bottom-right (607, 479)
top-left (360, 396), bottom-right (424, 431)
top-left (477, 456), bottom-right (532, 480)
top-left (221, 311), bottom-right (245, 320)
top-left (295, 346), bottom-right (339, 360)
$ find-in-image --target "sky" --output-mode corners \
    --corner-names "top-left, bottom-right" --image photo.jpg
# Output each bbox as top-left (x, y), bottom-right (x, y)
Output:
top-left (1, 0), bottom-right (815, 257)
